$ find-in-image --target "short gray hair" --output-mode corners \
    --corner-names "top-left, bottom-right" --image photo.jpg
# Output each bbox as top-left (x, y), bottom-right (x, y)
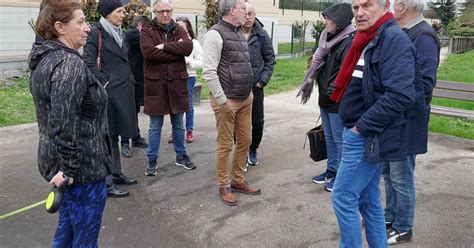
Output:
top-left (399, 0), bottom-right (426, 13)
top-left (130, 15), bottom-right (150, 28)
top-left (354, 0), bottom-right (386, 8)
top-left (154, 0), bottom-right (172, 7)
top-left (219, 0), bottom-right (238, 16)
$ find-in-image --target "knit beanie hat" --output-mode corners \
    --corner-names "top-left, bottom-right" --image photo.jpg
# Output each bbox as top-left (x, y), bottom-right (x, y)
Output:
top-left (97, 0), bottom-right (123, 18)
top-left (322, 3), bottom-right (353, 30)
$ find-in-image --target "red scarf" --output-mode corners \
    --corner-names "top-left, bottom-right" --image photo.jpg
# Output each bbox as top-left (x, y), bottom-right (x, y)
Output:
top-left (330, 12), bottom-right (394, 103)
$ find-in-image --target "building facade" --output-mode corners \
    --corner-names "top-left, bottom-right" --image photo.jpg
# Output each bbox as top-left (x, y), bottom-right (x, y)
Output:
top-left (0, 0), bottom-right (331, 76)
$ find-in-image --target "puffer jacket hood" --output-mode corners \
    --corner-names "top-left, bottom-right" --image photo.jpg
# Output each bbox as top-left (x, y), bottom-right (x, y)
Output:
top-left (322, 3), bottom-right (354, 31)
top-left (28, 40), bottom-right (77, 71)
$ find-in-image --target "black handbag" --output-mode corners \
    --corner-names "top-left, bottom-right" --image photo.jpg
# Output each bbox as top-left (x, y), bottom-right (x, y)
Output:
top-left (304, 116), bottom-right (327, 162)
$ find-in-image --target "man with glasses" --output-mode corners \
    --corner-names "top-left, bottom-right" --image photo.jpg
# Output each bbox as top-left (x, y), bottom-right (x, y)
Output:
top-left (139, 0), bottom-right (196, 176)
top-left (202, 0), bottom-right (261, 206)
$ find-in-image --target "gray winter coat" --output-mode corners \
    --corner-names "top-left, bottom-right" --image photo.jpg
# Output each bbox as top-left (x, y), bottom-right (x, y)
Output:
top-left (28, 40), bottom-right (112, 184)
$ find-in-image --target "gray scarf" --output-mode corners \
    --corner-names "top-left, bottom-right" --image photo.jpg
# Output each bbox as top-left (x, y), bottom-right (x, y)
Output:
top-left (100, 17), bottom-right (124, 48)
top-left (297, 25), bottom-right (356, 104)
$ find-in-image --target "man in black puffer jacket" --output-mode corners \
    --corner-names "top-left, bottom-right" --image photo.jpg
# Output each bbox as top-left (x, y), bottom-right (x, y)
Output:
top-left (241, 2), bottom-right (276, 170)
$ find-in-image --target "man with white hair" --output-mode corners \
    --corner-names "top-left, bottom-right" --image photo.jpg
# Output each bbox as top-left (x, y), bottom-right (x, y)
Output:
top-left (329, 0), bottom-right (417, 246)
top-left (382, 0), bottom-right (440, 244)
top-left (202, 0), bottom-right (261, 206)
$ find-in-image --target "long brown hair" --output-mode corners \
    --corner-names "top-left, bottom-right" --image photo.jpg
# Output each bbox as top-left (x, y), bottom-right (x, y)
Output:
top-left (175, 16), bottom-right (196, 40)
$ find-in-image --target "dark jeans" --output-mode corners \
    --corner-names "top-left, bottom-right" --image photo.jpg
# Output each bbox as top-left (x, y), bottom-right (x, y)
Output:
top-left (320, 108), bottom-right (343, 173)
top-left (186, 76), bottom-right (196, 131)
top-left (121, 104), bottom-right (142, 146)
top-left (250, 85), bottom-right (264, 151)
top-left (147, 113), bottom-right (186, 161)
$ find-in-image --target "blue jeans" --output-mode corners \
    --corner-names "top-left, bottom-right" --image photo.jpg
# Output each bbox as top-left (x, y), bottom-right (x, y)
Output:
top-left (332, 128), bottom-right (387, 248)
top-left (53, 180), bottom-right (106, 248)
top-left (382, 155), bottom-right (416, 232)
top-left (320, 108), bottom-right (343, 174)
top-left (186, 77), bottom-right (196, 131)
top-left (147, 113), bottom-right (186, 161)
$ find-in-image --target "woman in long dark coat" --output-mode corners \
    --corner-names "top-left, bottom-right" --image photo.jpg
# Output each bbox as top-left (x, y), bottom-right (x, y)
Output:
top-left (83, 0), bottom-right (138, 198)
top-left (120, 15), bottom-right (151, 153)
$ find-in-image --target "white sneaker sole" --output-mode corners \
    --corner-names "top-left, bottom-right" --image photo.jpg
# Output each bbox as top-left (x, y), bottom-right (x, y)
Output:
top-left (312, 178), bottom-right (332, 184)
top-left (144, 170), bottom-right (157, 176)
top-left (175, 162), bottom-right (196, 170)
top-left (247, 157), bottom-right (258, 166)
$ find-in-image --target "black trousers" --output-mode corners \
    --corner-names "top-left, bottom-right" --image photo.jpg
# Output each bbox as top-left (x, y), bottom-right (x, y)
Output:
top-left (106, 135), bottom-right (122, 187)
top-left (250, 86), bottom-right (264, 151)
top-left (121, 104), bottom-right (142, 146)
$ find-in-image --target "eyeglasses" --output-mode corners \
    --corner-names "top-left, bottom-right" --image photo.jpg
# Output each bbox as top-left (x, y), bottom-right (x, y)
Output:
top-left (155, 9), bottom-right (172, 14)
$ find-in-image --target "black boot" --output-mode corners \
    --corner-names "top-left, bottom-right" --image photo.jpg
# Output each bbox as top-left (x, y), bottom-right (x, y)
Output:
top-left (121, 143), bottom-right (132, 157)
top-left (112, 173), bottom-right (137, 185)
top-left (132, 136), bottom-right (148, 148)
top-left (107, 184), bottom-right (129, 198)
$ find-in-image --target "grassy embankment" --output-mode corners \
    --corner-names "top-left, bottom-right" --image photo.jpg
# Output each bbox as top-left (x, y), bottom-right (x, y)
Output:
top-left (1, 51), bottom-right (472, 139)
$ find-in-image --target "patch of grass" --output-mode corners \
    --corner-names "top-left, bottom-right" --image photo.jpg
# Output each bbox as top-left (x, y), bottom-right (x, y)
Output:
top-left (429, 115), bottom-right (474, 140)
top-left (0, 77), bottom-right (36, 127)
top-left (2, 55), bottom-right (472, 141)
top-left (434, 49), bottom-right (474, 110)
top-left (196, 70), bottom-right (209, 100)
top-left (431, 97), bottom-right (474, 110)
top-left (426, 49), bottom-right (474, 139)
top-left (437, 49), bottom-right (474, 83)
top-left (278, 42), bottom-right (315, 54)
top-left (196, 56), bottom-right (309, 100)
top-left (433, 49), bottom-right (474, 111)
top-left (265, 56), bottom-right (308, 94)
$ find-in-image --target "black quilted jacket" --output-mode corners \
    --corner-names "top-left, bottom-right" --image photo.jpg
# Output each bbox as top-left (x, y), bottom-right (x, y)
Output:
top-left (28, 40), bottom-right (111, 184)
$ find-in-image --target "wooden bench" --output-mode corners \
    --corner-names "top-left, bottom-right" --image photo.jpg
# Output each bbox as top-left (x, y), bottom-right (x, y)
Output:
top-left (431, 80), bottom-right (474, 120)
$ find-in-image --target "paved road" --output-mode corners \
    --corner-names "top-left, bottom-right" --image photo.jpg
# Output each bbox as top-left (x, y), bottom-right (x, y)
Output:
top-left (1, 90), bottom-right (473, 247)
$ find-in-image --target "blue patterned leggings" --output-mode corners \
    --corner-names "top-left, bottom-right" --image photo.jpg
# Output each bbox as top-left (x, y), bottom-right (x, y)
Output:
top-left (53, 179), bottom-right (107, 248)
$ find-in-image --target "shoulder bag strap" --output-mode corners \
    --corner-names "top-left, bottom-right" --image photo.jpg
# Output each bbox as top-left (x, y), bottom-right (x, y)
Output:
top-left (96, 28), bottom-right (102, 70)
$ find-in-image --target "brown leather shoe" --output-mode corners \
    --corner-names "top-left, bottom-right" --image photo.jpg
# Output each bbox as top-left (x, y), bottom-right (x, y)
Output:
top-left (219, 187), bottom-right (237, 206)
top-left (231, 181), bottom-right (261, 195)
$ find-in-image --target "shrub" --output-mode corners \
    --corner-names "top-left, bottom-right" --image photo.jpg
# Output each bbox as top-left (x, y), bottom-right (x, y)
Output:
top-left (446, 0), bottom-right (474, 36)
top-left (204, 0), bottom-right (219, 30)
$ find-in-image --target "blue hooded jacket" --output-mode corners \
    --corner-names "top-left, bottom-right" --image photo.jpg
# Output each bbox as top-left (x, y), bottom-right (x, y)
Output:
top-left (339, 19), bottom-right (417, 162)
